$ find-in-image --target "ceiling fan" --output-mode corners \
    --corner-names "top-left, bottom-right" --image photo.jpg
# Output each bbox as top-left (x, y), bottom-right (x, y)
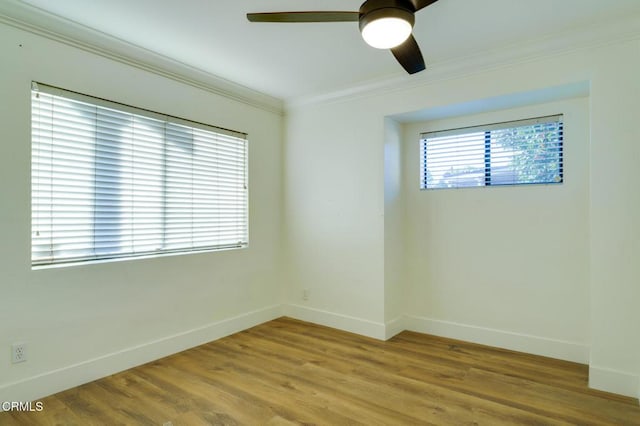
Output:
top-left (247, 0), bottom-right (439, 75)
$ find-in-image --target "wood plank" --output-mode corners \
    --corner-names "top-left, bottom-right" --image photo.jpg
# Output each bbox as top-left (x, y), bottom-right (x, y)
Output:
top-left (462, 368), bottom-right (640, 425)
top-left (2, 317), bottom-right (639, 425)
top-left (198, 325), bottom-right (571, 424)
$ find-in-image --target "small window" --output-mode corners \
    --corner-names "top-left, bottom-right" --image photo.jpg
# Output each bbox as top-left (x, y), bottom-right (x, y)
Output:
top-left (420, 115), bottom-right (563, 189)
top-left (31, 82), bottom-right (248, 267)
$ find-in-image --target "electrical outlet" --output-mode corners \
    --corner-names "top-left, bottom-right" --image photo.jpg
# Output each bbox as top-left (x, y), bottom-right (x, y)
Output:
top-left (303, 289), bottom-right (310, 301)
top-left (12, 343), bottom-right (27, 363)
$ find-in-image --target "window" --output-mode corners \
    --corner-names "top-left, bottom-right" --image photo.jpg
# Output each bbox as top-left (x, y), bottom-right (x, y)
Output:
top-left (31, 82), bottom-right (248, 267)
top-left (420, 115), bottom-right (563, 189)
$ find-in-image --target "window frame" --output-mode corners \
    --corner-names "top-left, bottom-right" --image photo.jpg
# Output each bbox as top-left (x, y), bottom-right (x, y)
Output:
top-left (419, 114), bottom-right (564, 190)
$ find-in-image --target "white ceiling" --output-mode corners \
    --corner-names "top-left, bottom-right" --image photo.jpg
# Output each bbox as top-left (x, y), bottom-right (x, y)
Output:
top-left (8, 0), bottom-right (640, 100)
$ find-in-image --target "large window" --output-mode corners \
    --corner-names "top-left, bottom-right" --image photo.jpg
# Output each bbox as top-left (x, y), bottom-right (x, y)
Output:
top-left (31, 82), bottom-right (248, 267)
top-left (420, 115), bottom-right (563, 189)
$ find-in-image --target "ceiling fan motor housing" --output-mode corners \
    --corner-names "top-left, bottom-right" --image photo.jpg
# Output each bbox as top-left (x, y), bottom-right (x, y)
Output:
top-left (358, 0), bottom-right (416, 32)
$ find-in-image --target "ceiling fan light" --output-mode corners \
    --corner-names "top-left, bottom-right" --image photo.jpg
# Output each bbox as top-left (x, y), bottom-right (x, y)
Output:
top-left (361, 16), bottom-right (412, 49)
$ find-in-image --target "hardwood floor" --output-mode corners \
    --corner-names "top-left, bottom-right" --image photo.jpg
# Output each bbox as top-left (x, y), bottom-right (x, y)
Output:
top-left (2, 317), bottom-right (639, 425)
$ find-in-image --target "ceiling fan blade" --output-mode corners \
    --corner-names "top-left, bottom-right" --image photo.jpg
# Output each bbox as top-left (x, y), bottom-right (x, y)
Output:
top-left (390, 35), bottom-right (426, 74)
top-left (409, 0), bottom-right (439, 12)
top-left (247, 11), bottom-right (359, 23)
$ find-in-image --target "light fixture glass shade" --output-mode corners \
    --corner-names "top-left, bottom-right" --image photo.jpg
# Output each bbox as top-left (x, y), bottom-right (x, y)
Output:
top-left (361, 17), bottom-right (412, 49)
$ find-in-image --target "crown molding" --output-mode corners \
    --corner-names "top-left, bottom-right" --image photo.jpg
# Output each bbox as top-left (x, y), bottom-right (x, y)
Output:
top-left (2, 0), bottom-right (638, 115)
top-left (0, 0), bottom-right (284, 115)
top-left (286, 13), bottom-right (640, 110)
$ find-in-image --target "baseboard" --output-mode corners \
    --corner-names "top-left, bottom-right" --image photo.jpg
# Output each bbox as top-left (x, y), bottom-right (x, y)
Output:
top-left (384, 316), bottom-right (406, 340)
top-left (589, 365), bottom-right (640, 399)
top-left (284, 304), bottom-right (386, 340)
top-left (405, 314), bottom-right (590, 364)
top-left (0, 304), bottom-right (283, 406)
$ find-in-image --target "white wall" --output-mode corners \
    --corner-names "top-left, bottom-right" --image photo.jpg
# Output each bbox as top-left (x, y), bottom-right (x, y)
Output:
top-left (284, 36), bottom-right (640, 396)
top-left (0, 22), bottom-right (283, 402)
top-left (588, 39), bottom-right (640, 397)
top-left (383, 118), bottom-right (406, 337)
top-left (283, 102), bottom-right (387, 338)
top-left (402, 97), bottom-right (590, 362)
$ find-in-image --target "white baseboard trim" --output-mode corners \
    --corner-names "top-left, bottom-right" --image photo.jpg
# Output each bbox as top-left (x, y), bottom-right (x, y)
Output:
top-left (405, 314), bottom-right (590, 364)
top-left (0, 304), bottom-right (283, 406)
top-left (384, 316), bottom-right (406, 340)
top-left (10, 305), bottom-right (633, 407)
top-left (589, 366), bottom-right (640, 399)
top-left (284, 304), bottom-right (386, 340)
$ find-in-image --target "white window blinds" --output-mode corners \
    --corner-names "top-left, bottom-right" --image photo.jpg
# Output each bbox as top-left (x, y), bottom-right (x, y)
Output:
top-left (31, 82), bottom-right (248, 267)
top-left (420, 115), bottom-right (563, 189)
